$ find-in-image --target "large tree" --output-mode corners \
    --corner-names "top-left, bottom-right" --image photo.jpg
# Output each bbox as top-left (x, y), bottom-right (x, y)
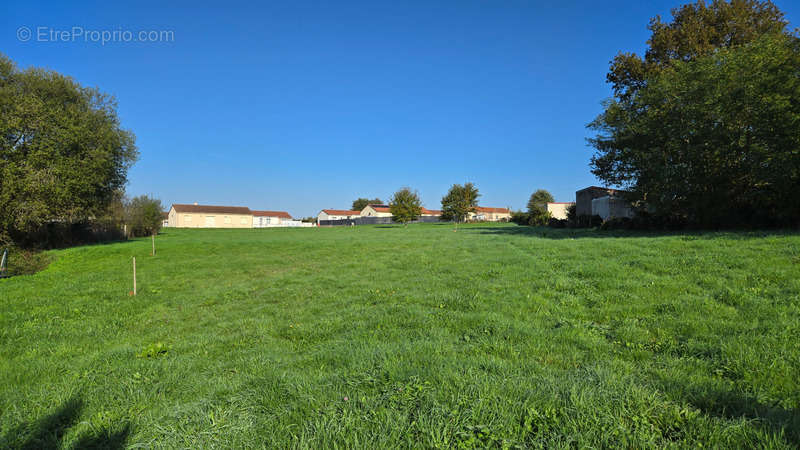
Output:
top-left (389, 188), bottom-right (422, 226)
top-left (589, 1), bottom-right (799, 227)
top-left (607, 0), bottom-right (787, 102)
top-left (440, 183), bottom-right (480, 229)
top-left (0, 53), bottom-right (138, 244)
top-left (351, 197), bottom-right (383, 212)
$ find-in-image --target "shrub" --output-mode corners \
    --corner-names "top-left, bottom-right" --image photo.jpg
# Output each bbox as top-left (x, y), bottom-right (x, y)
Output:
top-left (565, 204), bottom-right (577, 225)
top-left (510, 211), bottom-right (529, 225)
top-left (577, 214), bottom-right (603, 228)
top-left (125, 195), bottom-right (164, 237)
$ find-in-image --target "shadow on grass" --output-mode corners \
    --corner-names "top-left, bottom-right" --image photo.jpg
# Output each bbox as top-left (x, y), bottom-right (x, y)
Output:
top-left (463, 225), bottom-right (800, 240)
top-left (0, 397), bottom-right (131, 449)
top-left (654, 375), bottom-right (800, 446)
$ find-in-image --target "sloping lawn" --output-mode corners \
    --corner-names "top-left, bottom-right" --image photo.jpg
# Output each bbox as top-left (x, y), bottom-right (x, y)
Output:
top-left (1, 223), bottom-right (799, 448)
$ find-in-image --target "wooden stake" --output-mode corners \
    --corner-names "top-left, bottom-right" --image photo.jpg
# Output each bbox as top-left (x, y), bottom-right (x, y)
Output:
top-left (133, 256), bottom-right (137, 296)
top-left (152, 234), bottom-right (155, 256)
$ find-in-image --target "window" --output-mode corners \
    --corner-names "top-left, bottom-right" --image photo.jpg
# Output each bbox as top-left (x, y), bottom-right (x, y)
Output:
top-left (185, 215), bottom-right (192, 222)
top-left (224, 216), bottom-right (231, 224)
top-left (240, 217), bottom-right (247, 224)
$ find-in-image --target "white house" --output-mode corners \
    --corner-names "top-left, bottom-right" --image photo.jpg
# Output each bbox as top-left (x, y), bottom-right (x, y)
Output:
top-left (252, 210), bottom-right (293, 228)
top-left (317, 209), bottom-right (361, 221)
top-left (468, 207), bottom-right (511, 222)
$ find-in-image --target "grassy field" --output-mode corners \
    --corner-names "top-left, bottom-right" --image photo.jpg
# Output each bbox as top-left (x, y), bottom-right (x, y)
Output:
top-left (1, 223), bottom-right (799, 448)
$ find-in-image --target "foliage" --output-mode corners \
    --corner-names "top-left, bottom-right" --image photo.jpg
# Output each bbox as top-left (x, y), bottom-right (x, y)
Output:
top-left (524, 189), bottom-right (554, 226)
top-left (440, 183), bottom-right (480, 224)
top-left (137, 342), bottom-right (169, 358)
top-left (526, 189), bottom-right (554, 214)
top-left (351, 198), bottom-right (383, 212)
top-left (388, 188), bottom-right (422, 225)
top-left (528, 209), bottom-right (551, 226)
top-left (510, 210), bottom-right (529, 225)
top-left (0, 53), bottom-right (138, 245)
top-left (124, 195), bottom-right (164, 237)
top-left (1, 225), bottom-right (799, 447)
top-left (576, 214), bottom-right (604, 228)
top-left (2, 246), bottom-right (51, 276)
top-left (590, 2), bottom-right (800, 227)
top-left (565, 203), bottom-right (577, 224)
top-left (606, 0), bottom-right (788, 102)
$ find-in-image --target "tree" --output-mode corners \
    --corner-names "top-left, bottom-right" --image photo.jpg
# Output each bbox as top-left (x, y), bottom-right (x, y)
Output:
top-left (526, 189), bottom-right (554, 226)
top-left (526, 189), bottom-right (554, 214)
top-left (125, 195), bottom-right (164, 237)
top-left (351, 197), bottom-right (383, 212)
top-left (0, 53), bottom-right (138, 244)
top-left (440, 183), bottom-right (480, 229)
top-left (589, 1), bottom-right (800, 227)
top-left (607, 0), bottom-right (787, 102)
top-left (389, 188), bottom-right (422, 226)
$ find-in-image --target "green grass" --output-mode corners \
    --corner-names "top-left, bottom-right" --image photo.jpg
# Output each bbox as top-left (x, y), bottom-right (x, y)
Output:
top-left (1, 223), bottom-right (799, 448)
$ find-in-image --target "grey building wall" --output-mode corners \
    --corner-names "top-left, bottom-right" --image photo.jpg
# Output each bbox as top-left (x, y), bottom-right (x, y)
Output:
top-left (576, 187), bottom-right (616, 217)
top-left (591, 196), bottom-right (634, 220)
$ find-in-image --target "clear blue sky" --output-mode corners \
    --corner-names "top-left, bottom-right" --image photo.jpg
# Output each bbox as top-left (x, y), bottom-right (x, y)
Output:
top-left (4, 1), bottom-right (799, 217)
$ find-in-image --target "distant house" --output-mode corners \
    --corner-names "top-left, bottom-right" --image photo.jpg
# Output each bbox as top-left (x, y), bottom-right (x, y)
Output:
top-left (360, 204), bottom-right (393, 217)
top-left (575, 186), bottom-right (633, 220)
top-left (252, 210), bottom-right (293, 228)
top-left (161, 212), bottom-right (170, 228)
top-left (421, 208), bottom-right (442, 217)
top-left (546, 202), bottom-right (575, 220)
top-left (317, 209), bottom-right (361, 221)
top-left (469, 207), bottom-right (511, 222)
top-left (168, 203), bottom-right (253, 228)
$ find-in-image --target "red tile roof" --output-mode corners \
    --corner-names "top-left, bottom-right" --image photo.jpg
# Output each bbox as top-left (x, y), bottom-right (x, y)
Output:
top-left (475, 206), bottom-right (510, 214)
top-left (252, 210), bottom-right (292, 219)
top-left (421, 208), bottom-right (441, 215)
top-left (171, 204), bottom-right (251, 215)
top-left (322, 209), bottom-right (361, 216)
top-left (368, 204), bottom-right (392, 213)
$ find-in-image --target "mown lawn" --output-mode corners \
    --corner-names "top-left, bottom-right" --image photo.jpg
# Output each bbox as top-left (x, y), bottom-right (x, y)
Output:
top-left (1, 223), bottom-right (799, 448)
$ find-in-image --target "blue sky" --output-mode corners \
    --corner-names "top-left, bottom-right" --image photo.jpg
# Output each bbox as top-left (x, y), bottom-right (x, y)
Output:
top-left (4, 1), bottom-right (799, 217)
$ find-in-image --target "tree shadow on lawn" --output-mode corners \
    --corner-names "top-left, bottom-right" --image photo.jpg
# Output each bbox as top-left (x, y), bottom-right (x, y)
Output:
top-left (0, 397), bottom-right (131, 449)
top-left (464, 225), bottom-right (800, 240)
top-left (652, 375), bottom-right (800, 446)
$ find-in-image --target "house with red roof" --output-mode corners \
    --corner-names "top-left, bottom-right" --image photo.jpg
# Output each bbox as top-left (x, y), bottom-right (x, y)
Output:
top-left (469, 206), bottom-right (512, 222)
top-left (360, 204), bottom-right (392, 217)
top-left (252, 210), bottom-right (293, 228)
top-left (317, 209), bottom-right (362, 221)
